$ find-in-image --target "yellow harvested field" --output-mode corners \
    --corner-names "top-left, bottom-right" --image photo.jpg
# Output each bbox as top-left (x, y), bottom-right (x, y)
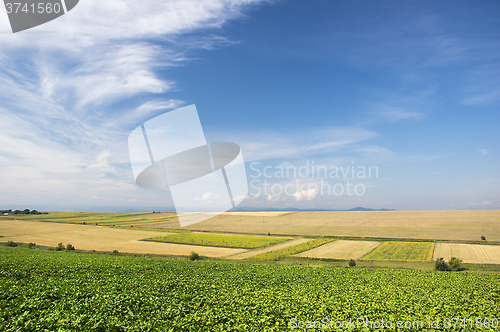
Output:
top-left (0, 220), bottom-right (245, 257)
top-left (221, 212), bottom-right (292, 217)
top-left (433, 243), bottom-right (500, 264)
top-left (296, 240), bottom-right (380, 260)
top-left (146, 210), bottom-right (500, 242)
top-left (228, 238), bottom-right (312, 260)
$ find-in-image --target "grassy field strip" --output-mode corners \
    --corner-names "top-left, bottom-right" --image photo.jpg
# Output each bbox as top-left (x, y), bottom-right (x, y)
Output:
top-left (247, 238), bottom-right (334, 261)
top-left (296, 240), bottom-right (380, 260)
top-left (361, 241), bottom-right (435, 261)
top-left (433, 243), bottom-right (500, 264)
top-left (228, 238), bottom-right (313, 260)
top-left (143, 232), bottom-right (289, 249)
top-left (0, 212), bottom-right (176, 225)
top-left (0, 220), bottom-right (244, 257)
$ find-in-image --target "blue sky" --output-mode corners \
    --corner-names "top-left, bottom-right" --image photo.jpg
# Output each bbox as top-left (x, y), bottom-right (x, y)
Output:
top-left (0, 0), bottom-right (498, 211)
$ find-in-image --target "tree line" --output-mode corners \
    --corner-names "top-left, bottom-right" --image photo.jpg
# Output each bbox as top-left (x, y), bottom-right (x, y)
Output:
top-left (1, 209), bottom-right (48, 215)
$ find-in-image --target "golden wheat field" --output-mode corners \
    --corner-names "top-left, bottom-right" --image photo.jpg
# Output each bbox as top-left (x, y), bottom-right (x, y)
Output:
top-left (143, 210), bottom-right (500, 242)
top-left (0, 219), bottom-right (245, 257)
top-left (295, 240), bottom-right (380, 260)
top-left (433, 243), bottom-right (500, 264)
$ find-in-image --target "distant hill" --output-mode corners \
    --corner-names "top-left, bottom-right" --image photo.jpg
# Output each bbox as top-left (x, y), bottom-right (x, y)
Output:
top-left (348, 207), bottom-right (396, 211)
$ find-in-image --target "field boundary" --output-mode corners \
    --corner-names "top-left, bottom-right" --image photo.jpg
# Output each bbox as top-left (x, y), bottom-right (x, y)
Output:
top-left (247, 238), bottom-right (334, 261)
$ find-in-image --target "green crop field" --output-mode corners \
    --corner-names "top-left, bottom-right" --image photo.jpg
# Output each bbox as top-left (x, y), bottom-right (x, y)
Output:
top-left (361, 241), bottom-right (435, 262)
top-left (248, 237), bottom-right (334, 261)
top-left (143, 232), bottom-right (289, 249)
top-left (1, 247), bottom-right (500, 331)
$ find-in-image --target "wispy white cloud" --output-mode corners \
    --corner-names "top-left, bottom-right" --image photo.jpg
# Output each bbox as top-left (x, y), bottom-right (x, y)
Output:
top-left (207, 126), bottom-right (378, 162)
top-left (375, 107), bottom-right (424, 122)
top-left (0, 0), bottom-right (269, 206)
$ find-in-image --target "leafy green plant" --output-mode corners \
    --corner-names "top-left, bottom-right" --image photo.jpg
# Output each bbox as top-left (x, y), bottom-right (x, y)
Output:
top-left (112, 250), bottom-right (119, 254)
top-left (0, 247), bottom-right (499, 331)
top-left (66, 244), bottom-right (75, 251)
top-left (6, 241), bottom-right (17, 247)
top-left (28, 243), bottom-right (36, 249)
top-left (188, 251), bottom-right (200, 261)
top-left (56, 242), bottom-right (65, 251)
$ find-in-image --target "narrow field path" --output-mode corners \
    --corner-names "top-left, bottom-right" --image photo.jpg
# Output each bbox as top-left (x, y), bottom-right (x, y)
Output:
top-left (296, 240), bottom-right (380, 260)
top-left (226, 238), bottom-right (313, 260)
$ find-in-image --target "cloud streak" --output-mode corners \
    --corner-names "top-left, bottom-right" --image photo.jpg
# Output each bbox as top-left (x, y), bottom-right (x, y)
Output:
top-left (0, 0), bottom-right (268, 206)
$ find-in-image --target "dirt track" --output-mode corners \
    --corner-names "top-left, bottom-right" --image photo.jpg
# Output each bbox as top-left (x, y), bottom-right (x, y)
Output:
top-left (227, 238), bottom-right (312, 259)
top-left (296, 240), bottom-right (380, 260)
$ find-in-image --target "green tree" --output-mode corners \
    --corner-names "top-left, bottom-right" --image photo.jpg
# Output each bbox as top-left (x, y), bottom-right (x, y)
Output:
top-left (435, 257), bottom-right (450, 271)
top-left (348, 259), bottom-right (356, 267)
top-left (449, 257), bottom-right (462, 271)
top-left (189, 251), bottom-right (200, 261)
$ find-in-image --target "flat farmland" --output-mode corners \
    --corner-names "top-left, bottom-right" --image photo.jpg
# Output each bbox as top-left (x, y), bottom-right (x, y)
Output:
top-left (0, 212), bottom-right (178, 227)
top-left (144, 232), bottom-right (289, 248)
top-left (0, 220), bottom-right (244, 257)
top-left (148, 210), bottom-right (500, 242)
top-left (361, 242), bottom-right (435, 261)
top-left (433, 243), bottom-right (500, 264)
top-left (295, 240), bottom-right (380, 260)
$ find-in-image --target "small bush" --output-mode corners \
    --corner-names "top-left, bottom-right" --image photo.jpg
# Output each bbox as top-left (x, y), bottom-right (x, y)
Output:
top-left (189, 251), bottom-right (200, 261)
top-left (481, 235), bottom-right (486, 241)
top-left (435, 257), bottom-right (450, 271)
top-left (7, 241), bottom-right (17, 247)
top-left (66, 244), bottom-right (75, 251)
top-left (348, 259), bottom-right (356, 267)
top-left (113, 250), bottom-right (119, 254)
top-left (449, 257), bottom-right (463, 271)
top-left (28, 242), bottom-right (36, 249)
top-left (56, 243), bottom-right (65, 251)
